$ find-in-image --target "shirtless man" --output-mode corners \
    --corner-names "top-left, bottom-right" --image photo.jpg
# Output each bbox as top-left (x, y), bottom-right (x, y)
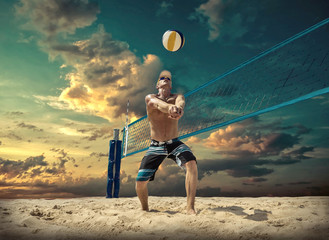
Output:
top-left (135, 70), bottom-right (198, 214)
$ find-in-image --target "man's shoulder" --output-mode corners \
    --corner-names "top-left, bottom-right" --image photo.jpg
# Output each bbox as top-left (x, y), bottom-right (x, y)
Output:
top-left (145, 94), bottom-right (156, 100)
top-left (146, 93), bottom-right (157, 97)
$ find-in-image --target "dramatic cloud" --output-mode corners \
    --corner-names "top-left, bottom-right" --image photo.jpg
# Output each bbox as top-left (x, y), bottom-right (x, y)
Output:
top-left (0, 155), bottom-right (48, 178)
top-left (203, 118), bottom-right (306, 157)
top-left (57, 26), bottom-right (162, 121)
top-left (0, 148), bottom-right (79, 182)
top-left (15, 0), bottom-right (163, 123)
top-left (197, 158), bottom-right (274, 179)
top-left (190, 118), bottom-right (315, 180)
top-left (0, 163), bottom-right (134, 198)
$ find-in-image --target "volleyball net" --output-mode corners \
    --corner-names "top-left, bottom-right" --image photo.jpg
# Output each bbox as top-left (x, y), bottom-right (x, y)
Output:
top-left (121, 18), bottom-right (329, 158)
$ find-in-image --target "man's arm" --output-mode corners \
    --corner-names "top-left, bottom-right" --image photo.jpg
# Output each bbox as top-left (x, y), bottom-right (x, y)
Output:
top-left (145, 94), bottom-right (174, 114)
top-left (175, 94), bottom-right (185, 110)
top-left (168, 94), bottom-right (184, 119)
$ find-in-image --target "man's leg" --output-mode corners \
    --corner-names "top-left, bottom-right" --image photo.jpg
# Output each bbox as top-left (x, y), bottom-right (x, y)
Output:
top-left (136, 180), bottom-right (149, 211)
top-left (185, 160), bottom-right (198, 214)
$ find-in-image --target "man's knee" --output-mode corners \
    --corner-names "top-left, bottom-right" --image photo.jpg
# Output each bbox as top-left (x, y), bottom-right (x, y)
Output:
top-left (136, 180), bottom-right (148, 189)
top-left (185, 160), bottom-right (197, 173)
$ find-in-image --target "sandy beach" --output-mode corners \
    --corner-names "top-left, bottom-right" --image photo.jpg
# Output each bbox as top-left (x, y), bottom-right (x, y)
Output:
top-left (0, 196), bottom-right (328, 240)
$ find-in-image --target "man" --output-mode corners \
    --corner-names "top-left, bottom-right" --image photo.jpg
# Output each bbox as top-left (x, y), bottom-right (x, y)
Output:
top-left (135, 70), bottom-right (198, 214)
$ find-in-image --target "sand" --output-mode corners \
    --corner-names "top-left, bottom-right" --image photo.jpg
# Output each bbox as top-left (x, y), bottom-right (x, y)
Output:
top-left (0, 196), bottom-right (328, 240)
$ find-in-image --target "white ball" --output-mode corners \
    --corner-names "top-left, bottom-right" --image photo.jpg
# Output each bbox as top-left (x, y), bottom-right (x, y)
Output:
top-left (162, 30), bottom-right (185, 52)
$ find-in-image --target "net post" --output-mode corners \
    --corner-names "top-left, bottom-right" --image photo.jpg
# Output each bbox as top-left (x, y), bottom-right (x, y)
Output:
top-left (106, 129), bottom-right (122, 198)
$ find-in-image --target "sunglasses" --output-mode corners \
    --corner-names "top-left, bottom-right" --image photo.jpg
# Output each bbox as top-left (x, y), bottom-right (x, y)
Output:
top-left (159, 76), bottom-right (171, 81)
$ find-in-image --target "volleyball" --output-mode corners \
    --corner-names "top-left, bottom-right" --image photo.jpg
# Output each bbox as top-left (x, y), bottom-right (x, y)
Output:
top-left (162, 30), bottom-right (185, 52)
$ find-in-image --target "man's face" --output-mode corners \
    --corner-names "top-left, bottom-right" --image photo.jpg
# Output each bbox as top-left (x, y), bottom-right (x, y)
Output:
top-left (157, 71), bottom-right (172, 89)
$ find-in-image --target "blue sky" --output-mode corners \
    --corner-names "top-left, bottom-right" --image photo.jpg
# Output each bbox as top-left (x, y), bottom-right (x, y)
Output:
top-left (0, 0), bottom-right (328, 198)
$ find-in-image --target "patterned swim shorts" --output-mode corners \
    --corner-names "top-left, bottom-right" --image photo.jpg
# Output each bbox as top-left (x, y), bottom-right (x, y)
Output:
top-left (136, 138), bottom-right (196, 181)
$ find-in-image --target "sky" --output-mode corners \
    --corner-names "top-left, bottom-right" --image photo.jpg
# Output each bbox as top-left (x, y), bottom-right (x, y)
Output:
top-left (0, 0), bottom-right (328, 198)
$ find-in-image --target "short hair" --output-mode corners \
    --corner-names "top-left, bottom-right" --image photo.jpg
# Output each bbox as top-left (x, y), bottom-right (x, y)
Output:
top-left (159, 70), bottom-right (172, 79)
top-left (157, 70), bottom-right (172, 85)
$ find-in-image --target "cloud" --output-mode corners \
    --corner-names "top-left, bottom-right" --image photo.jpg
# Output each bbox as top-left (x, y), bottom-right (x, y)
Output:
top-left (228, 167), bottom-right (273, 178)
top-left (33, 95), bottom-right (71, 111)
top-left (203, 119), bottom-right (304, 157)
top-left (185, 136), bottom-right (202, 145)
top-left (0, 155), bottom-right (48, 178)
top-left (190, 118), bottom-right (315, 179)
top-left (5, 111), bottom-right (24, 117)
top-left (0, 149), bottom-right (78, 183)
top-left (50, 148), bottom-right (76, 164)
top-left (294, 123), bottom-right (312, 135)
top-left (206, 160), bottom-right (274, 178)
top-left (2, 132), bottom-right (23, 141)
top-left (0, 176), bottom-right (107, 198)
top-left (15, 0), bottom-right (164, 122)
top-left (189, 0), bottom-right (225, 41)
top-left (0, 166), bottom-right (134, 198)
top-left (259, 133), bottom-right (299, 155)
top-left (195, 158), bottom-right (274, 179)
top-left (189, 0), bottom-right (264, 46)
top-left (17, 122), bottom-right (43, 132)
top-left (156, 1), bottom-right (173, 17)
top-left (79, 126), bottom-right (112, 141)
top-left (243, 177), bottom-right (267, 183)
top-left (285, 146), bottom-right (314, 159)
top-left (15, 0), bottom-right (100, 40)
top-left (89, 152), bottom-right (108, 159)
top-left (57, 26), bottom-right (163, 121)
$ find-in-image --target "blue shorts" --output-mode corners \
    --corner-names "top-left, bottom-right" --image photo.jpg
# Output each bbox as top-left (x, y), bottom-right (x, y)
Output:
top-left (136, 138), bottom-right (196, 181)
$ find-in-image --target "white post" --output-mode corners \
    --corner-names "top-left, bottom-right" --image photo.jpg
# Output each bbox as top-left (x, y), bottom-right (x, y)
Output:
top-left (124, 100), bottom-right (129, 157)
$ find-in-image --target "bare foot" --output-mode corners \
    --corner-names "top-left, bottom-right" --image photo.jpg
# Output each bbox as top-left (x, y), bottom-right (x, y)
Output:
top-left (187, 208), bottom-right (197, 215)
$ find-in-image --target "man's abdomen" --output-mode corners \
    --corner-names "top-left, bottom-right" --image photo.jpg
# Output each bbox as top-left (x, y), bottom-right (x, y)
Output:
top-left (149, 120), bottom-right (178, 142)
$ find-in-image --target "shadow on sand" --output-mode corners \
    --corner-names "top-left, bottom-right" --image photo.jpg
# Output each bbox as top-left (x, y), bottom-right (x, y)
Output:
top-left (212, 206), bottom-right (271, 221)
top-left (149, 209), bottom-right (180, 215)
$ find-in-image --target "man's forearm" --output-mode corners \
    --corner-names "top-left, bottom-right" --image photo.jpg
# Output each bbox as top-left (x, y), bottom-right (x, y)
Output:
top-left (149, 98), bottom-right (173, 113)
top-left (176, 101), bottom-right (185, 109)
top-left (175, 95), bottom-right (185, 109)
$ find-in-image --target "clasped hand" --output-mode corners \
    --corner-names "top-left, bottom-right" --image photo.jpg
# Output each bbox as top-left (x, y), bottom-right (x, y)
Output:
top-left (168, 105), bottom-right (184, 119)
